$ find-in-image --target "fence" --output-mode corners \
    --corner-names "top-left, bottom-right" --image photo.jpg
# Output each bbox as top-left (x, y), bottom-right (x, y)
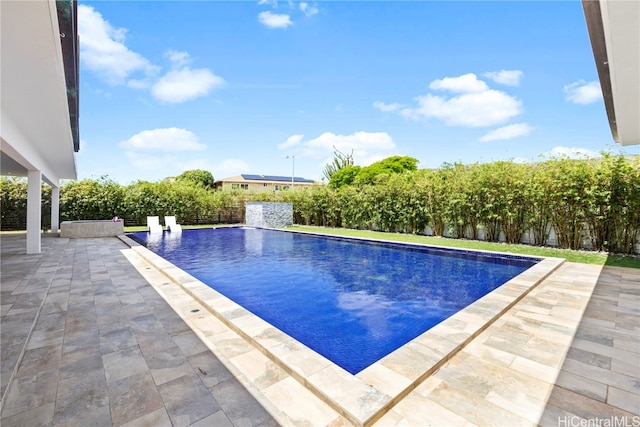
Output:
top-left (1, 207), bottom-right (244, 231)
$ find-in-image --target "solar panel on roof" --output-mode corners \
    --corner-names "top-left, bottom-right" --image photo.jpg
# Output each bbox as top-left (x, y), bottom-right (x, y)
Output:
top-left (241, 174), bottom-right (314, 183)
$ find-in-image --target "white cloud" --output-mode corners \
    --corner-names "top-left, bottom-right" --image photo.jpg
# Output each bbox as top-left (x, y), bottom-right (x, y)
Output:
top-left (373, 101), bottom-right (403, 112)
top-left (165, 50), bottom-right (191, 67)
top-left (213, 159), bottom-right (252, 179)
top-left (78, 5), bottom-right (157, 85)
top-left (79, 5), bottom-right (225, 104)
top-left (279, 131), bottom-right (397, 167)
top-left (300, 2), bottom-right (319, 17)
top-left (304, 131), bottom-right (395, 155)
top-left (259, 11), bottom-right (293, 28)
top-left (381, 73), bottom-right (523, 128)
top-left (151, 68), bottom-right (226, 103)
top-left (401, 90), bottom-right (522, 127)
top-left (119, 128), bottom-right (207, 152)
top-left (428, 73), bottom-right (489, 93)
top-left (278, 134), bottom-right (304, 150)
top-left (483, 70), bottom-right (523, 87)
top-left (564, 80), bottom-right (602, 104)
top-left (479, 123), bottom-right (533, 142)
top-left (543, 146), bottom-right (600, 159)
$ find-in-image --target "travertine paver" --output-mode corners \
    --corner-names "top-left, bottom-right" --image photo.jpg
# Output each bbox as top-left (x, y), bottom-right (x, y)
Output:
top-left (375, 263), bottom-right (640, 426)
top-left (2, 233), bottom-right (639, 427)
top-left (0, 234), bottom-right (277, 427)
top-left (538, 265), bottom-right (640, 425)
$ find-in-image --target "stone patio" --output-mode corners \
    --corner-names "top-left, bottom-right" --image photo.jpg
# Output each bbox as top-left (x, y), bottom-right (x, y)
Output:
top-left (0, 234), bottom-right (277, 427)
top-left (1, 233), bottom-right (638, 426)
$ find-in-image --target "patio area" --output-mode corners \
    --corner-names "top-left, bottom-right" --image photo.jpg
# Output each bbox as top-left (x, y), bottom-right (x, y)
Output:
top-left (1, 233), bottom-right (638, 426)
top-left (0, 234), bottom-right (277, 427)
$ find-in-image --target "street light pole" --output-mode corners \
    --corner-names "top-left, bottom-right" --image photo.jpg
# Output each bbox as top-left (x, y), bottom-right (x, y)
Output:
top-left (287, 155), bottom-right (295, 188)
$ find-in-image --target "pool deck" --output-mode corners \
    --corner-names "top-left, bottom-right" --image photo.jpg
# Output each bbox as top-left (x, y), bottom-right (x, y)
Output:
top-left (1, 233), bottom-right (639, 426)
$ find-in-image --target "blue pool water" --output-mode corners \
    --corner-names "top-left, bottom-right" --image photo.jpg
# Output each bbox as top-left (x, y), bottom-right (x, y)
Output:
top-left (130, 228), bottom-right (539, 374)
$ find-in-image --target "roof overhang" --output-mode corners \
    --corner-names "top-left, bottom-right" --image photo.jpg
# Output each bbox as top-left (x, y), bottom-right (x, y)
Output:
top-left (1, 0), bottom-right (79, 183)
top-left (583, 0), bottom-right (640, 146)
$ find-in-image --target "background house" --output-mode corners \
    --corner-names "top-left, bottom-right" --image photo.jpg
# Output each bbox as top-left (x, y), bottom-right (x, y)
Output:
top-left (214, 174), bottom-right (317, 192)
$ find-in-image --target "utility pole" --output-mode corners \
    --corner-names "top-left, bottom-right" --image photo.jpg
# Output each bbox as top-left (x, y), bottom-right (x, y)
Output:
top-left (287, 155), bottom-right (295, 188)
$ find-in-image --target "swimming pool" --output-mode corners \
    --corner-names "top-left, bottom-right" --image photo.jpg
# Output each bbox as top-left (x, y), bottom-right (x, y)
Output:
top-left (130, 227), bottom-right (539, 374)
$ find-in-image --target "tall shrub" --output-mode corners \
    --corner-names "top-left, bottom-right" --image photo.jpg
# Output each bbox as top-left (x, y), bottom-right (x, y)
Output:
top-left (526, 164), bottom-right (552, 246)
top-left (475, 162), bottom-right (506, 242)
top-left (61, 177), bottom-right (125, 221)
top-left (443, 163), bottom-right (476, 239)
top-left (496, 162), bottom-right (529, 244)
top-left (585, 154), bottom-right (640, 253)
top-left (418, 168), bottom-right (447, 236)
top-left (1, 177), bottom-right (28, 230)
top-left (542, 158), bottom-right (593, 250)
top-left (337, 186), bottom-right (366, 229)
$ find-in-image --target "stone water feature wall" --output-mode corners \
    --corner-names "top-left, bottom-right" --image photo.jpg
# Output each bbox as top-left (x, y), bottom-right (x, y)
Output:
top-left (245, 202), bottom-right (293, 228)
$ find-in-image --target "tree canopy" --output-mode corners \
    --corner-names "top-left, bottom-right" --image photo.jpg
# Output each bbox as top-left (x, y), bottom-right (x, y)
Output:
top-left (175, 169), bottom-right (215, 189)
top-left (353, 155), bottom-right (419, 186)
top-left (327, 155), bottom-right (419, 188)
top-left (322, 148), bottom-right (355, 182)
top-left (328, 165), bottom-right (361, 189)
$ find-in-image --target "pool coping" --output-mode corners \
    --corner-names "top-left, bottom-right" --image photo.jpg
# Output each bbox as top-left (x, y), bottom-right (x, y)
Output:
top-left (119, 229), bottom-right (565, 427)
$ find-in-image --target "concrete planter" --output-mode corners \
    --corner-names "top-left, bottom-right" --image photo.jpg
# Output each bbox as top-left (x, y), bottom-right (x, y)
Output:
top-left (60, 220), bottom-right (124, 238)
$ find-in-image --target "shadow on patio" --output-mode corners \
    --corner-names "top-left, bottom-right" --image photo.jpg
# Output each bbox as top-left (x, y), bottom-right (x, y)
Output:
top-left (538, 263), bottom-right (639, 425)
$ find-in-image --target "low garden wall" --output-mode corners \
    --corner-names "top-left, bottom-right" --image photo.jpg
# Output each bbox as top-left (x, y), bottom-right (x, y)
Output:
top-left (60, 220), bottom-right (124, 238)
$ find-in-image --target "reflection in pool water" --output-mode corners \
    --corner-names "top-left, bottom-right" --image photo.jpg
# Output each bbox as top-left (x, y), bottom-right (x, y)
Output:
top-left (129, 227), bottom-right (539, 374)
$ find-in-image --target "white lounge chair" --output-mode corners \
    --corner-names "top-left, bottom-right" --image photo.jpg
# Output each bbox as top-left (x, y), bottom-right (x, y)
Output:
top-left (146, 216), bottom-right (163, 233)
top-left (164, 216), bottom-right (182, 233)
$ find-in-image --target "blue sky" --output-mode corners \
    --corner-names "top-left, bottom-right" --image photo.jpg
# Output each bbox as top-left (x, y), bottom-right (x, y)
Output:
top-left (76, 0), bottom-right (640, 184)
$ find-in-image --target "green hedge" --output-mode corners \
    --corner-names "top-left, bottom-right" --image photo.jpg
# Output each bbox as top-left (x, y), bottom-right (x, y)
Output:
top-left (263, 155), bottom-right (639, 254)
top-left (1, 155), bottom-right (638, 254)
top-left (1, 177), bottom-right (243, 229)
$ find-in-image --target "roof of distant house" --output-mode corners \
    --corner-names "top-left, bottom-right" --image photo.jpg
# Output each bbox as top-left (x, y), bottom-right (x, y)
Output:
top-left (216, 174), bottom-right (316, 184)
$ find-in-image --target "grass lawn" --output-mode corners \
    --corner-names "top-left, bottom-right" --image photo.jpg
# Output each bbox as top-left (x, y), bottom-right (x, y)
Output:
top-left (289, 225), bottom-right (640, 269)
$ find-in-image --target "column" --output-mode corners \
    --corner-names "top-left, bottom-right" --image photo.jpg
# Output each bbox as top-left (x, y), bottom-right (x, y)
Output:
top-left (26, 169), bottom-right (42, 254)
top-left (51, 185), bottom-right (60, 233)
